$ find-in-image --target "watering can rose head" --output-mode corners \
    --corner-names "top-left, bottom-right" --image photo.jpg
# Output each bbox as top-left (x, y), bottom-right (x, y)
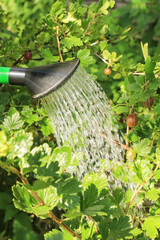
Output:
top-left (0, 58), bottom-right (80, 99)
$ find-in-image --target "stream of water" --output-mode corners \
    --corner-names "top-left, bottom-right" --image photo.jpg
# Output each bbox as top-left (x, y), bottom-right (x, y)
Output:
top-left (41, 66), bottom-right (124, 179)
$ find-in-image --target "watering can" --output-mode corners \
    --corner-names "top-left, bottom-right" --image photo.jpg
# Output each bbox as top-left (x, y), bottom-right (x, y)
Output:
top-left (0, 58), bottom-right (80, 98)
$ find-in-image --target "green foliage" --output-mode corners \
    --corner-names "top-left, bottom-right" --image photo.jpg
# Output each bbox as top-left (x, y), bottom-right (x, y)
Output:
top-left (1, 0), bottom-right (160, 239)
top-left (142, 215), bottom-right (160, 239)
top-left (44, 228), bottom-right (72, 240)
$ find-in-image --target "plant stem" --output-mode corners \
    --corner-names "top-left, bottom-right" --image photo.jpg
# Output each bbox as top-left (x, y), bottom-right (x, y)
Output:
top-left (150, 131), bottom-right (157, 152)
top-left (0, 161), bottom-right (81, 239)
top-left (100, 131), bottom-right (129, 150)
top-left (93, 52), bottom-right (109, 65)
top-left (48, 211), bottom-right (80, 239)
top-left (125, 125), bottom-right (129, 148)
top-left (125, 162), bottom-right (160, 215)
top-left (12, 54), bottom-right (24, 67)
top-left (56, 26), bottom-right (63, 62)
top-left (132, 72), bottom-right (145, 76)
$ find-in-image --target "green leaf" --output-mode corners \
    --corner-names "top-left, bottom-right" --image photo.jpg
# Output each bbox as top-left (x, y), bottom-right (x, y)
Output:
top-left (13, 220), bottom-right (38, 240)
top-left (61, 36), bottom-right (83, 49)
top-left (57, 177), bottom-right (81, 210)
top-left (3, 112), bottom-right (24, 131)
top-left (77, 49), bottom-right (95, 66)
top-left (50, 2), bottom-right (65, 18)
top-left (45, 229), bottom-right (63, 240)
top-left (32, 205), bottom-right (52, 218)
top-left (83, 204), bottom-right (107, 216)
top-left (149, 78), bottom-right (160, 90)
top-left (13, 183), bottom-right (58, 218)
top-left (10, 131), bottom-right (33, 159)
top-left (14, 213), bottom-right (33, 231)
top-left (26, 143), bottom-right (52, 171)
top-left (61, 38), bottom-right (74, 49)
top-left (102, 49), bottom-right (110, 60)
top-left (129, 227), bottom-right (143, 237)
top-left (51, 146), bottom-right (81, 173)
top-left (81, 184), bottom-right (112, 216)
top-left (4, 205), bottom-right (19, 223)
top-left (62, 194), bottom-right (80, 210)
top-left (39, 118), bottom-right (54, 136)
top-left (141, 42), bottom-right (148, 61)
top-left (12, 183), bottom-right (38, 214)
top-left (135, 75), bottom-right (145, 87)
top-left (21, 106), bottom-right (39, 125)
top-left (142, 215), bottom-right (160, 239)
top-left (107, 216), bottom-right (132, 240)
top-left (0, 104), bottom-right (5, 114)
top-left (98, 0), bottom-right (115, 14)
top-left (112, 164), bottom-right (130, 184)
top-left (128, 131), bottom-right (140, 142)
top-left (133, 139), bottom-right (150, 156)
top-left (62, 13), bottom-right (79, 24)
top-left (83, 173), bottom-right (108, 194)
top-left (0, 192), bottom-right (12, 209)
top-left (145, 56), bottom-right (156, 81)
top-left (99, 219), bottom-right (109, 240)
top-left (114, 106), bottom-right (130, 114)
top-left (81, 222), bottom-right (96, 240)
top-left (37, 161), bottom-right (59, 180)
top-left (57, 178), bottom-right (81, 195)
top-left (155, 105), bottom-right (160, 115)
top-left (99, 41), bottom-right (108, 51)
top-left (112, 187), bottom-right (124, 205)
top-left (31, 180), bottom-right (51, 191)
top-left (154, 169), bottom-right (160, 181)
top-left (133, 159), bottom-right (152, 182)
top-left (41, 48), bottom-right (59, 62)
top-left (45, 229), bottom-right (73, 240)
top-left (145, 189), bottom-right (160, 201)
top-left (83, 184), bottom-right (98, 210)
top-left (0, 92), bottom-right (9, 106)
top-left (0, 130), bottom-right (8, 156)
top-left (37, 185), bottom-right (59, 209)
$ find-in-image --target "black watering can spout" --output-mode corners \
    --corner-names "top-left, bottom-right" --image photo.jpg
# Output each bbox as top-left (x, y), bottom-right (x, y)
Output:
top-left (0, 58), bottom-right (80, 99)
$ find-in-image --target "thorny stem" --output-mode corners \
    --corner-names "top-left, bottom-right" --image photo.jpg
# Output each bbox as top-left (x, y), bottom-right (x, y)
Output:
top-left (125, 126), bottom-right (129, 148)
top-left (56, 26), bottom-right (63, 62)
top-left (129, 105), bottom-right (135, 114)
top-left (131, 72), bottom-right (145, 76)
top-left (55, 20), bottom-right (67, 38)
top-left (125, 161), bottom-right (160, 215)
top-left (131, 214), bottom-right (143, 228)
top-left (93, 52), bottom-right (109, 65)
top-left (136, 216), bottom-right (143, 226)
top-left (0, 161), bottom-right (81, 239)
top-left (150, 131), bottom-right (157, 152)
top-left (100, 131), bottom-right (130, 150)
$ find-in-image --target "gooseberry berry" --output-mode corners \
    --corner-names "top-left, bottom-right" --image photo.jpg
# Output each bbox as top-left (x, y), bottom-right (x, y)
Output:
top-left (100, 36), bottom-right (106, 40)
top-left (104, 68), bottom-right (112, 75)
top-left (24, 51), bottom-right (32, 60)
top-left (143, 96), bottom-right (154, 109)
top-left (126, 114), bottom-right (138, 128)
top-left (126, 148), bottom-right (136, 161)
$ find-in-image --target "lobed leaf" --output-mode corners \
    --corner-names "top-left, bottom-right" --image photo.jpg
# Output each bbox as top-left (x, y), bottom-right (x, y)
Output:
top-left (3, 112), bottom-right (24, 131)
top-left (77, 49), bottom-right (96, 66)
top-left (142, 215), bottom-right (160, 239)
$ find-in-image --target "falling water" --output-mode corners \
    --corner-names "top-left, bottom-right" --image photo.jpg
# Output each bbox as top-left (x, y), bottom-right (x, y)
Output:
top-left (41, 66), bottom-right (124, 179)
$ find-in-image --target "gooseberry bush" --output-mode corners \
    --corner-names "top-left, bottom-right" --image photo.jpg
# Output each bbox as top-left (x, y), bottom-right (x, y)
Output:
top-left (1, 0), bottom-right (160, 239)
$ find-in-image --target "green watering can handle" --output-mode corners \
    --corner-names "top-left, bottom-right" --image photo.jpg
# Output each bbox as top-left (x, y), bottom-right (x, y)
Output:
top-left (0, 67), bottom-right (11, 84)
